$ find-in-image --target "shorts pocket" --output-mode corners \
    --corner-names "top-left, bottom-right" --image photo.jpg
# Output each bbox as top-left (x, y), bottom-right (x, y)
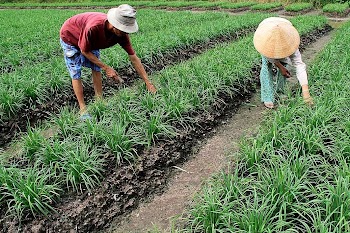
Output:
top-left (65, 47), bottom-right (78, 58)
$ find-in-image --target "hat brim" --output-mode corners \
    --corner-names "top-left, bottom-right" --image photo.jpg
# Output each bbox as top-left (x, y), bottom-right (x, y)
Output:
top-left (107, 8), bottom-right (138, 33)
top-left (253, 21), bottom-right (300, 59)
top-left (109, 19), bottom-right (138, 34)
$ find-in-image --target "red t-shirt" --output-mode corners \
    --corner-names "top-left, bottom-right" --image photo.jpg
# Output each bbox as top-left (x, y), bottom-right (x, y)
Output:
top-left (60, 12), bottom-right (135, 55)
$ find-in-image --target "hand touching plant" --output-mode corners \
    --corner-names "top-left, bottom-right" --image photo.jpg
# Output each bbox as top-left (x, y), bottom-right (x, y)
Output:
top-left (301, 85), bottom-right (313, 106)
top-left (146, 82), bottom-right (157, 93)
top-left (104, 66), bottom-right (124, 84)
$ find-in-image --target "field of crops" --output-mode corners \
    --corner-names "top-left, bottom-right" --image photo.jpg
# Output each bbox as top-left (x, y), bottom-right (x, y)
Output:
top-left (0, 2), bottom-right (348, 232)
top-left (0, 9), bottom-right (271, 147)
top-left (183, 19), bottom-right (350, 232)
top-left (1, 0), bottom-right (349, 17)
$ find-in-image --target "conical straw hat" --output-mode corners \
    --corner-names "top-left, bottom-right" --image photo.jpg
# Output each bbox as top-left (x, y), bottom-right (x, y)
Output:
top-left (253, 18), bottom-right (300, 59)
top-left (258, 17), bottom-right (292, 27)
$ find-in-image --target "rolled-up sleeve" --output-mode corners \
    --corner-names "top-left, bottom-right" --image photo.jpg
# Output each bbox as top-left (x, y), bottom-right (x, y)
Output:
top-left (290, 49), bottom-right (308, 85)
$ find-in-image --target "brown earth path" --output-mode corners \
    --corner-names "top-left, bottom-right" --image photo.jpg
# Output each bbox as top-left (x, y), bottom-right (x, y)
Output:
top-left (110, 21), bottom-right (340, 233)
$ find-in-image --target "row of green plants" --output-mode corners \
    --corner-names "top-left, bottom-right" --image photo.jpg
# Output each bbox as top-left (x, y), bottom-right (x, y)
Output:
top-left (323, 2), bottom-right (349, 14)
top-left (0, 10), bottom-right (266, 121)
top-left (0, 1), bottom-right (256, 8)
top-left (284, 2), bottom-right (313, 12)
top-left (0, 9), bottom-right (224, 72)
top-left (0, 0), bottom-right (316, 11)
top-left (181, 18), bottom-right (350, 233)
top-left (0, 14), bottom-right (327, 222)
top-left (1, 0), bottom-right (346, 7)
top-left (250, 2), bottom-right (282, 10)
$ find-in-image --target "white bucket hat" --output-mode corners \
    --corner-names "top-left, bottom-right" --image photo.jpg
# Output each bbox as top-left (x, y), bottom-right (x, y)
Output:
top-left (253, 17), bottom-right (300, 59)
top-left (107, 4), bottom-right (138, 33)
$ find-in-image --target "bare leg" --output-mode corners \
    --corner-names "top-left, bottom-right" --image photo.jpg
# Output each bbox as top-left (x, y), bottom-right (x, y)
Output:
top-left (92, 70), bottom-right (103, 99)
top-left (72, 79), bottom-right (87, 114)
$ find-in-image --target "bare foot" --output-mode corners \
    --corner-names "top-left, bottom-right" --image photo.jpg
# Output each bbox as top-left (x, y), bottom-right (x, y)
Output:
top-left (264, 102), bottom-right (274, 109)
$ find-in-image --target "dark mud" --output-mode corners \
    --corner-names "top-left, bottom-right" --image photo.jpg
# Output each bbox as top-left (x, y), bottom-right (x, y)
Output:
top-left (251, 6), bottom-right (284, 13)
top-left (282, 8), bottom-right (314, 16)
top-left (0, 27), bottom-right (255, 149)
top-left (0, 26), bottom-right (332, 233)
top-left (324, 8), bottom-right (350, 18)
top-left (225, 6), bottom-right (251, 13)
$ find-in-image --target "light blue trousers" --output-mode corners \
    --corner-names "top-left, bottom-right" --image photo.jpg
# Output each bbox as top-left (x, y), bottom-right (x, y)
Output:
top-left (260, 56), bottom-right (287, 103)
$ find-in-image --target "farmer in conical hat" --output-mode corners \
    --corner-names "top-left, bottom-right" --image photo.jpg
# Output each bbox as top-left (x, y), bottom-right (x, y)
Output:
top-left (253, 17), bottom-right (313, 109)
top-left (60, 4), bottom-right (156, 120)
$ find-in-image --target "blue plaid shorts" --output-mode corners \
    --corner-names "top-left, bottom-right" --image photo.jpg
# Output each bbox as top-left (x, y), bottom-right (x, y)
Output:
top-left (60, 38), bottom-right (101, 79)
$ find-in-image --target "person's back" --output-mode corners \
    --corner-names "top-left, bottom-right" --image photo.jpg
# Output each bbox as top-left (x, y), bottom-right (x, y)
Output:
top-left (60, 12), bottom-right (132, 52)
top-left (60, 12), bottom-right (106, 47)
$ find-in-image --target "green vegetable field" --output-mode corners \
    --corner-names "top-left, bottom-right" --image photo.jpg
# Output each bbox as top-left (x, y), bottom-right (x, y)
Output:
top-left (0, 1), bottom-right (349, 232)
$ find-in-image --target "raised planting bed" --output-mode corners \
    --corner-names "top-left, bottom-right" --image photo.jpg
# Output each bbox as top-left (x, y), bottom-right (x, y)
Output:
top-left (323, 3), bottom-right (350, 17)
top-left (284, 2), bottom-right (314, 16)
top-left (251, 2), bottom-right (284, 12)
top-left (219, 1), bottom-right (257, 12)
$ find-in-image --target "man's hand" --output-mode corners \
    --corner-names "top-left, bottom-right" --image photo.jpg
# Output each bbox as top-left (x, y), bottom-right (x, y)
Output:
top-left (115, 76), bottom-right (124, 84)
top-left (146, 82), bottom-right (157, 93)
top-left (128, 54), bottom-right (156, 93)
top-left (104, 66), bottom-right (123, 83)
top-left (104, 66), bottom-right (118, 78)
top-left (80, 51), bottom-right (124, 85)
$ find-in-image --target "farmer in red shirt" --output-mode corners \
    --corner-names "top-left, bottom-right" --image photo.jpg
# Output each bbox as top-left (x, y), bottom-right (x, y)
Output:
top-left (60, 4), bottom-right (156, 120)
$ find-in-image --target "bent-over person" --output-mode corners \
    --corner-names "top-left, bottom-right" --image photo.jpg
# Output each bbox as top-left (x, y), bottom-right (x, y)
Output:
top-left (60, 4), bottom-right (156, 120)
top-left (253, 17), bottom-right (313, 109)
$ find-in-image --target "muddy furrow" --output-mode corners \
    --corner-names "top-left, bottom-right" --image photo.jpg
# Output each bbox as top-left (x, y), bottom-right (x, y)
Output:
top-left (0, 26), bottom-right (332, 233)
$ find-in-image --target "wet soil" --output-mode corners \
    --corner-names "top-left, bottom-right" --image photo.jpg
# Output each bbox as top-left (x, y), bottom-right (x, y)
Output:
top-left (0, 27), bottom-right (255, 149)
top-left (251, 6), bottom-right (284, 13)
top-left (282, 8), bottom-right (314, 16)
top-left (324, 8), bottom-right (350, 18)
top-left (0, 26), bottom-right (332, 233)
